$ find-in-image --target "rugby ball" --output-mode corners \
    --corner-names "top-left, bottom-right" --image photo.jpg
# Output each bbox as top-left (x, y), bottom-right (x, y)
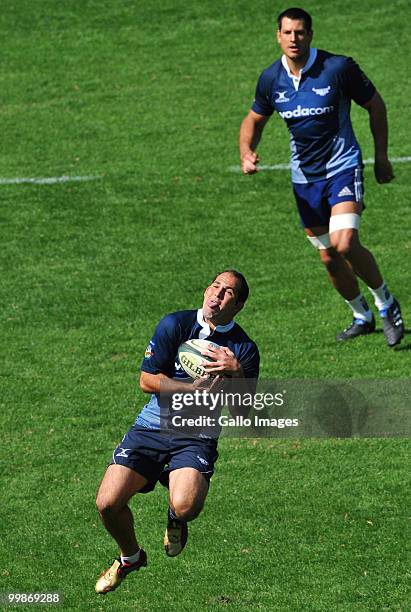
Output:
top-left (177, 339), bottom-right (220, 379)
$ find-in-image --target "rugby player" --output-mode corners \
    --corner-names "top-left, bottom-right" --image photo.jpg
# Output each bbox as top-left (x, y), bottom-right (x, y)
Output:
top-left (95, 270), bottom-right (259, 594)
top-left (239, 7), bottom-right (404, 346)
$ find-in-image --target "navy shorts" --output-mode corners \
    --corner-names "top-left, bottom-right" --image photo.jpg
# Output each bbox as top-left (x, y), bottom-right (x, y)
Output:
top-left (110, 426), bottom-right (219, 493)
top-left (293, 166), bottom-right (364, 228)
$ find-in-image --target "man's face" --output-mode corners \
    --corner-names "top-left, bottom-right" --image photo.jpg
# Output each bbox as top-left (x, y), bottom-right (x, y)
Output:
top-left (202, 273), bottom-right (243, 325)
top-left (277, 17), bottom-right (312, 63)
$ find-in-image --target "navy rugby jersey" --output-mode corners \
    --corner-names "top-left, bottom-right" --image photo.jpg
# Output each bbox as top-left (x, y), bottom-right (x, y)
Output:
top-left (136, 309), bottom-right (260, 429)
top-left (251, 48), bottom-right (376, 183)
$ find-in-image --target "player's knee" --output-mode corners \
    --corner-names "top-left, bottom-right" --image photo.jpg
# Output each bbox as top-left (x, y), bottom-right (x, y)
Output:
top-left (318, 247), bottom-right (341, 273)
top-left (330, 235), bottom-right (356, 257)
top-left (333, 240), bottom-right (352, 256)
top-left (171, 499), bottom-right (203, 522)
top-left (175, 506), bottom-right (201, 522)
top-left (96, 492), bottom-right (122, 517)
top-left (96, 494), bottom-right (111, 516)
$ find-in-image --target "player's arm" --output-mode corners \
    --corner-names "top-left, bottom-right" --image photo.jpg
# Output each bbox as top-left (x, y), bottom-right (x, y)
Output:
top-left (362, 90), bottom-right (394, 184)
top-left (140, 371), bottom-right (214, 394)
top-left (140, 371), bottom-right (187, 394)
top-left (239, 110), bottom-right (270, 175)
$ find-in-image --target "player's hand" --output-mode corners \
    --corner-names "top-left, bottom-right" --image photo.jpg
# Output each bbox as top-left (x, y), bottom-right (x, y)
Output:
top-left (374, 157), bottom-right (394, 183)
top-left (241, 151), bottom-right (260, 175)
top-left (190, 374), bottom-right (224, 393)
top-left (200, 345), bottom-right (243, 377)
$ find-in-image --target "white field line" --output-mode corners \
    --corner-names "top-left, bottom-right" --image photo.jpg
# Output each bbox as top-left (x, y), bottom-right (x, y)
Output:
top-left (230, 156), bottom-right (411, 172)
top-left (0, 175), bottom-right (101, 185)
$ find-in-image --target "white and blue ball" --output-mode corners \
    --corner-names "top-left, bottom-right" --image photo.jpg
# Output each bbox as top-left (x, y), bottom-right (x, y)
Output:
top-left (177, 339), bottom-right (219, 379)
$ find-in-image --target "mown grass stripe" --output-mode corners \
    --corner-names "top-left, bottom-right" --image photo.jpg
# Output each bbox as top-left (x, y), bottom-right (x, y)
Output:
top-left (0, 175), bottom-right (101, 185)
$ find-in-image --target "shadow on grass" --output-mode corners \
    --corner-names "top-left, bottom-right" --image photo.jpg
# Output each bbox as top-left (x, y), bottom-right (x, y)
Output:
top-left (393, 342), bottom-right (411, 352)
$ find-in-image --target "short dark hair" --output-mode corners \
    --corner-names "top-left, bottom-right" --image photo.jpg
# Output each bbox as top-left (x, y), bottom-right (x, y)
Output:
top-left (277, 7), bottom-right (312, 32)
top-left (212, 269), bottom-right (250, 304)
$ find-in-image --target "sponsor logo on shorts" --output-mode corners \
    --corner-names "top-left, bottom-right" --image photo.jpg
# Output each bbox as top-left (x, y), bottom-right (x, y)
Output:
top-left (312, 86), bottom-right (331, 96)
top-left (116, 448), bottom-right (132, 458)
top-left (278, 104), bottom-right (334, 119)
top-left (197, 455), bottom-right (209, 466)
top-left (275, 91), bottom-right (290, 103)
top-left (337, 186), bottom-right (354, 197)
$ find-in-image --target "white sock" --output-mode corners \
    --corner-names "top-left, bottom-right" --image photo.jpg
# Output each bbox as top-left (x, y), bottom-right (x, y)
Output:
top-left (346, 294), bottom-right (373, 322)
top-left (121, 550), bottom-right (141, 565)
top-left (367, 282), bottom-right (393, 311)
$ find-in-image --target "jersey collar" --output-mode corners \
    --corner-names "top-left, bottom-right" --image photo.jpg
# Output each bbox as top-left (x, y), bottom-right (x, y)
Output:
top-left (196, 309), bottom-right (235, 339)
top-left (281, 48), bottom-right (317, 89)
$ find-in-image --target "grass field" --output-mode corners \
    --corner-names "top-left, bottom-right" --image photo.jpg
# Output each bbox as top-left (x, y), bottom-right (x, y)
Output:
top-left (1, 1), bottom-right (410, 610)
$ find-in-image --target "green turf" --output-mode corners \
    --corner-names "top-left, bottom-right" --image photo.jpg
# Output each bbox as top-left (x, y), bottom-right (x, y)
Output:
top-left (1, 1), bottom-right (410, 610)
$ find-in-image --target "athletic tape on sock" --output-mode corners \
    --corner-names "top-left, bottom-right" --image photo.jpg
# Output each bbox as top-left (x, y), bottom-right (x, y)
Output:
top-left (346, 294), bottom-right (372, 322)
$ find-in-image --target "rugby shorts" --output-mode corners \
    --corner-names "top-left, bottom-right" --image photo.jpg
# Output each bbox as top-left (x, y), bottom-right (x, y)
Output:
top-left (110, 425), bottom-right (219, 493)
top-left (293, 166), bottom-right (364, 228)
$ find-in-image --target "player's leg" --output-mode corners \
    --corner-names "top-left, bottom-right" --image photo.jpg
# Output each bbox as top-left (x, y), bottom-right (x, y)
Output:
top-left (294, 176), bottom-right (376, 339)
top-left (305, 225), bottom-right (376, 339)
top-left (164, 467), bottom-right (209, 558)
top-left (328, 200), bottom-right (383, 288)
top-left (96, 464), bottom-right (147, 556)
top-left (169, 466), bottom-right (209, 521)
top-left (95, 464), bottom-right (149, 594)
top-left (162, 438), bottom-right (218, 557)
top-left (305, 226), bottom-right (360, 299)
top-left (297, 169), bottom-right (403, 344)
top-left (294, 179), bottom-right (364, 300)
top-left (329, 199), bottom-right (404, 346)
top-left (95, 427), bottom-right (168, 594)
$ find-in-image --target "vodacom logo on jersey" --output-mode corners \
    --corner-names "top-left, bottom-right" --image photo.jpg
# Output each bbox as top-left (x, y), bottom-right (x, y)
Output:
top-left (278, 104), bottom-right (334, 119)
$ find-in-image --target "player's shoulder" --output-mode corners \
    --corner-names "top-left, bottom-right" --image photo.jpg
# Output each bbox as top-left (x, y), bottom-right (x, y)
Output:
top-left (156, 310), bottom-right (197, 334)
top-left (257, 57), bottom-right (283, 83)
top-left (230, 322), bottom-right (259, 352)
top-left (316, 49), bottom-right (357, 71)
